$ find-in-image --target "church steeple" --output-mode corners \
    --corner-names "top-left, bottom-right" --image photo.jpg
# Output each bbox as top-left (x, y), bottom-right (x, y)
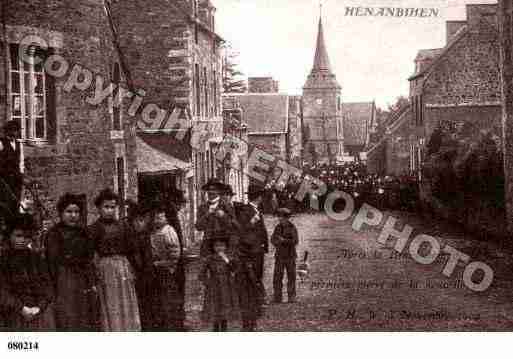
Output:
top-left (312, 11), bottom-right (332, 72)
top-left (304, 7), bottom-right (341, 90)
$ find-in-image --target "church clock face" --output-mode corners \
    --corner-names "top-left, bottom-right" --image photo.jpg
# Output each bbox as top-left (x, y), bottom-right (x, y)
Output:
top-left (316, 98), bottom-right (323, 106)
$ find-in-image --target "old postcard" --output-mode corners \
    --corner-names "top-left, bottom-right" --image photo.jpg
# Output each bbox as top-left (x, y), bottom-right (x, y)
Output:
top-left (0, 0), bottom-right (512, 353)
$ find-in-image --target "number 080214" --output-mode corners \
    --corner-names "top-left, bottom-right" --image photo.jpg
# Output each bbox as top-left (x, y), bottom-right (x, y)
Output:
top-left (7, 341), bottom-right (39, 350)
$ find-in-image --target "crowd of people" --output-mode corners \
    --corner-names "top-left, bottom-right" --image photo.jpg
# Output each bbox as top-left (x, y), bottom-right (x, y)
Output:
top-left (0, 176), bottom-right (301, 332)
top-left (0, 120), bottom-right (419, 332)
top-left (260, 162), bottom-right (420, 215)
top-left (0, 188), bottom-right (189, 331)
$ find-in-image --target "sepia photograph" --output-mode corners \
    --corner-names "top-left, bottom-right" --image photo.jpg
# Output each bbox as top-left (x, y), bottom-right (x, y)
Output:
top-left (0, 0), bottom-right (512, 355)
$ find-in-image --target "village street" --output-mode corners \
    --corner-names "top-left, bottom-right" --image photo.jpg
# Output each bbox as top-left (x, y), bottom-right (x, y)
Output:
top-left (185, 211), bottom-right (513, 331)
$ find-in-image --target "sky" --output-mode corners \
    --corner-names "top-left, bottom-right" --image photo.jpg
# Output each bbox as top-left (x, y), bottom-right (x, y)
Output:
top-left (211, 0), bottom-right (497, 109)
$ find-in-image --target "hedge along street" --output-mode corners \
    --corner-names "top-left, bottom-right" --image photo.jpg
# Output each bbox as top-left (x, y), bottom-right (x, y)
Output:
top-left (19, 34), bottom-right (495, 293)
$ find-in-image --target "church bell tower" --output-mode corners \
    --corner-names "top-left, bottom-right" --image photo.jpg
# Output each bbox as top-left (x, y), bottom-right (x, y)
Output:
top-left (302, 6), bottom-right (343, 165)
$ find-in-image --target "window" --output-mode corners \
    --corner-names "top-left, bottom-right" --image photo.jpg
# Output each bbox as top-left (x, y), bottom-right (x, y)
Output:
top-left (419, 95), bottom-right (423, 126)
top-left (195, 64), bottom-right (201, 116)
top-left (203, 67), bottom-right (208, 117)
top-left (9, 43), bottom-right (55, 141)
top-left (194, 24), bottom-right (199, 44)
top-left (213, 70), bottom-right (217, 116)
top-left (413, 95), bottom-right (424, 126)
top-left (111, 62), bottom-right (122, 131)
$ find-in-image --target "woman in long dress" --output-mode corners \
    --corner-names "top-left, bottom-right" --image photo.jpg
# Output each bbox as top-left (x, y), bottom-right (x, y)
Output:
top-left (45, 193), bottom-right (99, 331)
top-left (88, 189), bottom-right (141, 331)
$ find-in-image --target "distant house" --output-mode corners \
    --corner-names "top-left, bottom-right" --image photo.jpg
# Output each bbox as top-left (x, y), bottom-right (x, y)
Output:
top-left (223, 93), bottom-right (302, 164)
top-left (342, 102), bottom-right (377, 157)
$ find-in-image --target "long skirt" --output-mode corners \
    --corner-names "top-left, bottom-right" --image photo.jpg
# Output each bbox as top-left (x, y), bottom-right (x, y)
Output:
top-left (200, 274), bottom-right (239, 324)
top-left (145, 265), bottom-right (184, 331)
top-left (235, 261), bottom-right (264, 323)
top-left (97, 255), bottom-right (141, 331)
top-left (54, 266), bottom-right (100, 331)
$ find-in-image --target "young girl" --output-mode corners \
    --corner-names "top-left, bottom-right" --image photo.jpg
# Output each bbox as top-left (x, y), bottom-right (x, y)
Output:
top-left (199, 237), bottom-right (237, 332)
top-left (0, 214), bottom-right (55, 331)
top-left (88, 188), bottom-right (140, 331)
top-left (45, 193), bottom-right (99, 331)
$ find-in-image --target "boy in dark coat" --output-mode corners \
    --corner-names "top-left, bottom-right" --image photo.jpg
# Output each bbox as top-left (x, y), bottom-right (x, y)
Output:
top-left (271, 208), bottom-right (299, 304)
top-left (0, 214), bottom-right (55, 331)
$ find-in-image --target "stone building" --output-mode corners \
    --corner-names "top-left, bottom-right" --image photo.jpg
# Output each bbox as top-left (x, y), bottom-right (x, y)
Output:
top-left (409, 3), bottom-right (502, 178)
top-left (109, 0), bottom-right (224, 244)
top-left (368, 4), bottom-right (501, 179)
top-left (342, 101), bottom-right (377, 157)
top-left (0, 0), bottom-right (137, 223)
top-left (223, 93), bottom-right (302, 166)
top-left (302, 15), bottom-right (343, 165)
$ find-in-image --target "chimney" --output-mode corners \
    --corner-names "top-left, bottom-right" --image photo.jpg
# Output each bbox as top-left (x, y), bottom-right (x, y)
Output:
top-left (446, 20), bottom-right (467, 44)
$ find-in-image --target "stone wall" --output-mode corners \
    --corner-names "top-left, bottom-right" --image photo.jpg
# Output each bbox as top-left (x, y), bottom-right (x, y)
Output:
top-left (109, 0), bottom-right (224, 244)
top-left (1, 0), bottom-right (137, 223)
top-left (499, 0), bottom-right (513, 234)
top-left (423, 28), bottom-right (500, 115)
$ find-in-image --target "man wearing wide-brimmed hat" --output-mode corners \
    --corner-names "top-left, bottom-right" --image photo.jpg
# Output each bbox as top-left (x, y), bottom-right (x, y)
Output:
top-left (195, 178), bottom-right (240, 259)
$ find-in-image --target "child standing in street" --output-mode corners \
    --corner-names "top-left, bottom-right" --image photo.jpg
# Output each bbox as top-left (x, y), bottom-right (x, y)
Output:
top-left (199, 238), bottom-right (237, 332)
top-left (271, 208), bottom-right (299, 304)
top-left (0, 214), bottom-right (55, 331)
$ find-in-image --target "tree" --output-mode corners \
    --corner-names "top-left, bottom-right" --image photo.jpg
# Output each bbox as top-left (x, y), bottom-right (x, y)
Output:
top-left (387, 96), bottom-right (410, 113)
top-left (222, 44), bottom-right (247, 93)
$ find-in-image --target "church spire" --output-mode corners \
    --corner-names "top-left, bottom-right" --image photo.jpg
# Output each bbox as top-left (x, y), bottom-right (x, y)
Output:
top-left (312, 8), bottom-right (332, 72)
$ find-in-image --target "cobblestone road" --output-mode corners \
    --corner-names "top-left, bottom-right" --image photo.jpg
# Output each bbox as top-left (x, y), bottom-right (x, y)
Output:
top-left (184, 211), bottom-right (513, 331)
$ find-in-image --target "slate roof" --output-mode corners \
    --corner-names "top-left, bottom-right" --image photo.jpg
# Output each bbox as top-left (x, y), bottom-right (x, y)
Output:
top-left (226, 94), bottom-right (289, 134)
top-left (343, 102), bottom-right (375, 147)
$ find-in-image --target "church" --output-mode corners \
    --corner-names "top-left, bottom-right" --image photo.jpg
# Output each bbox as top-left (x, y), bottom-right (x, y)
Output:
top-left (223, 13), bottom-right (376, 166)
